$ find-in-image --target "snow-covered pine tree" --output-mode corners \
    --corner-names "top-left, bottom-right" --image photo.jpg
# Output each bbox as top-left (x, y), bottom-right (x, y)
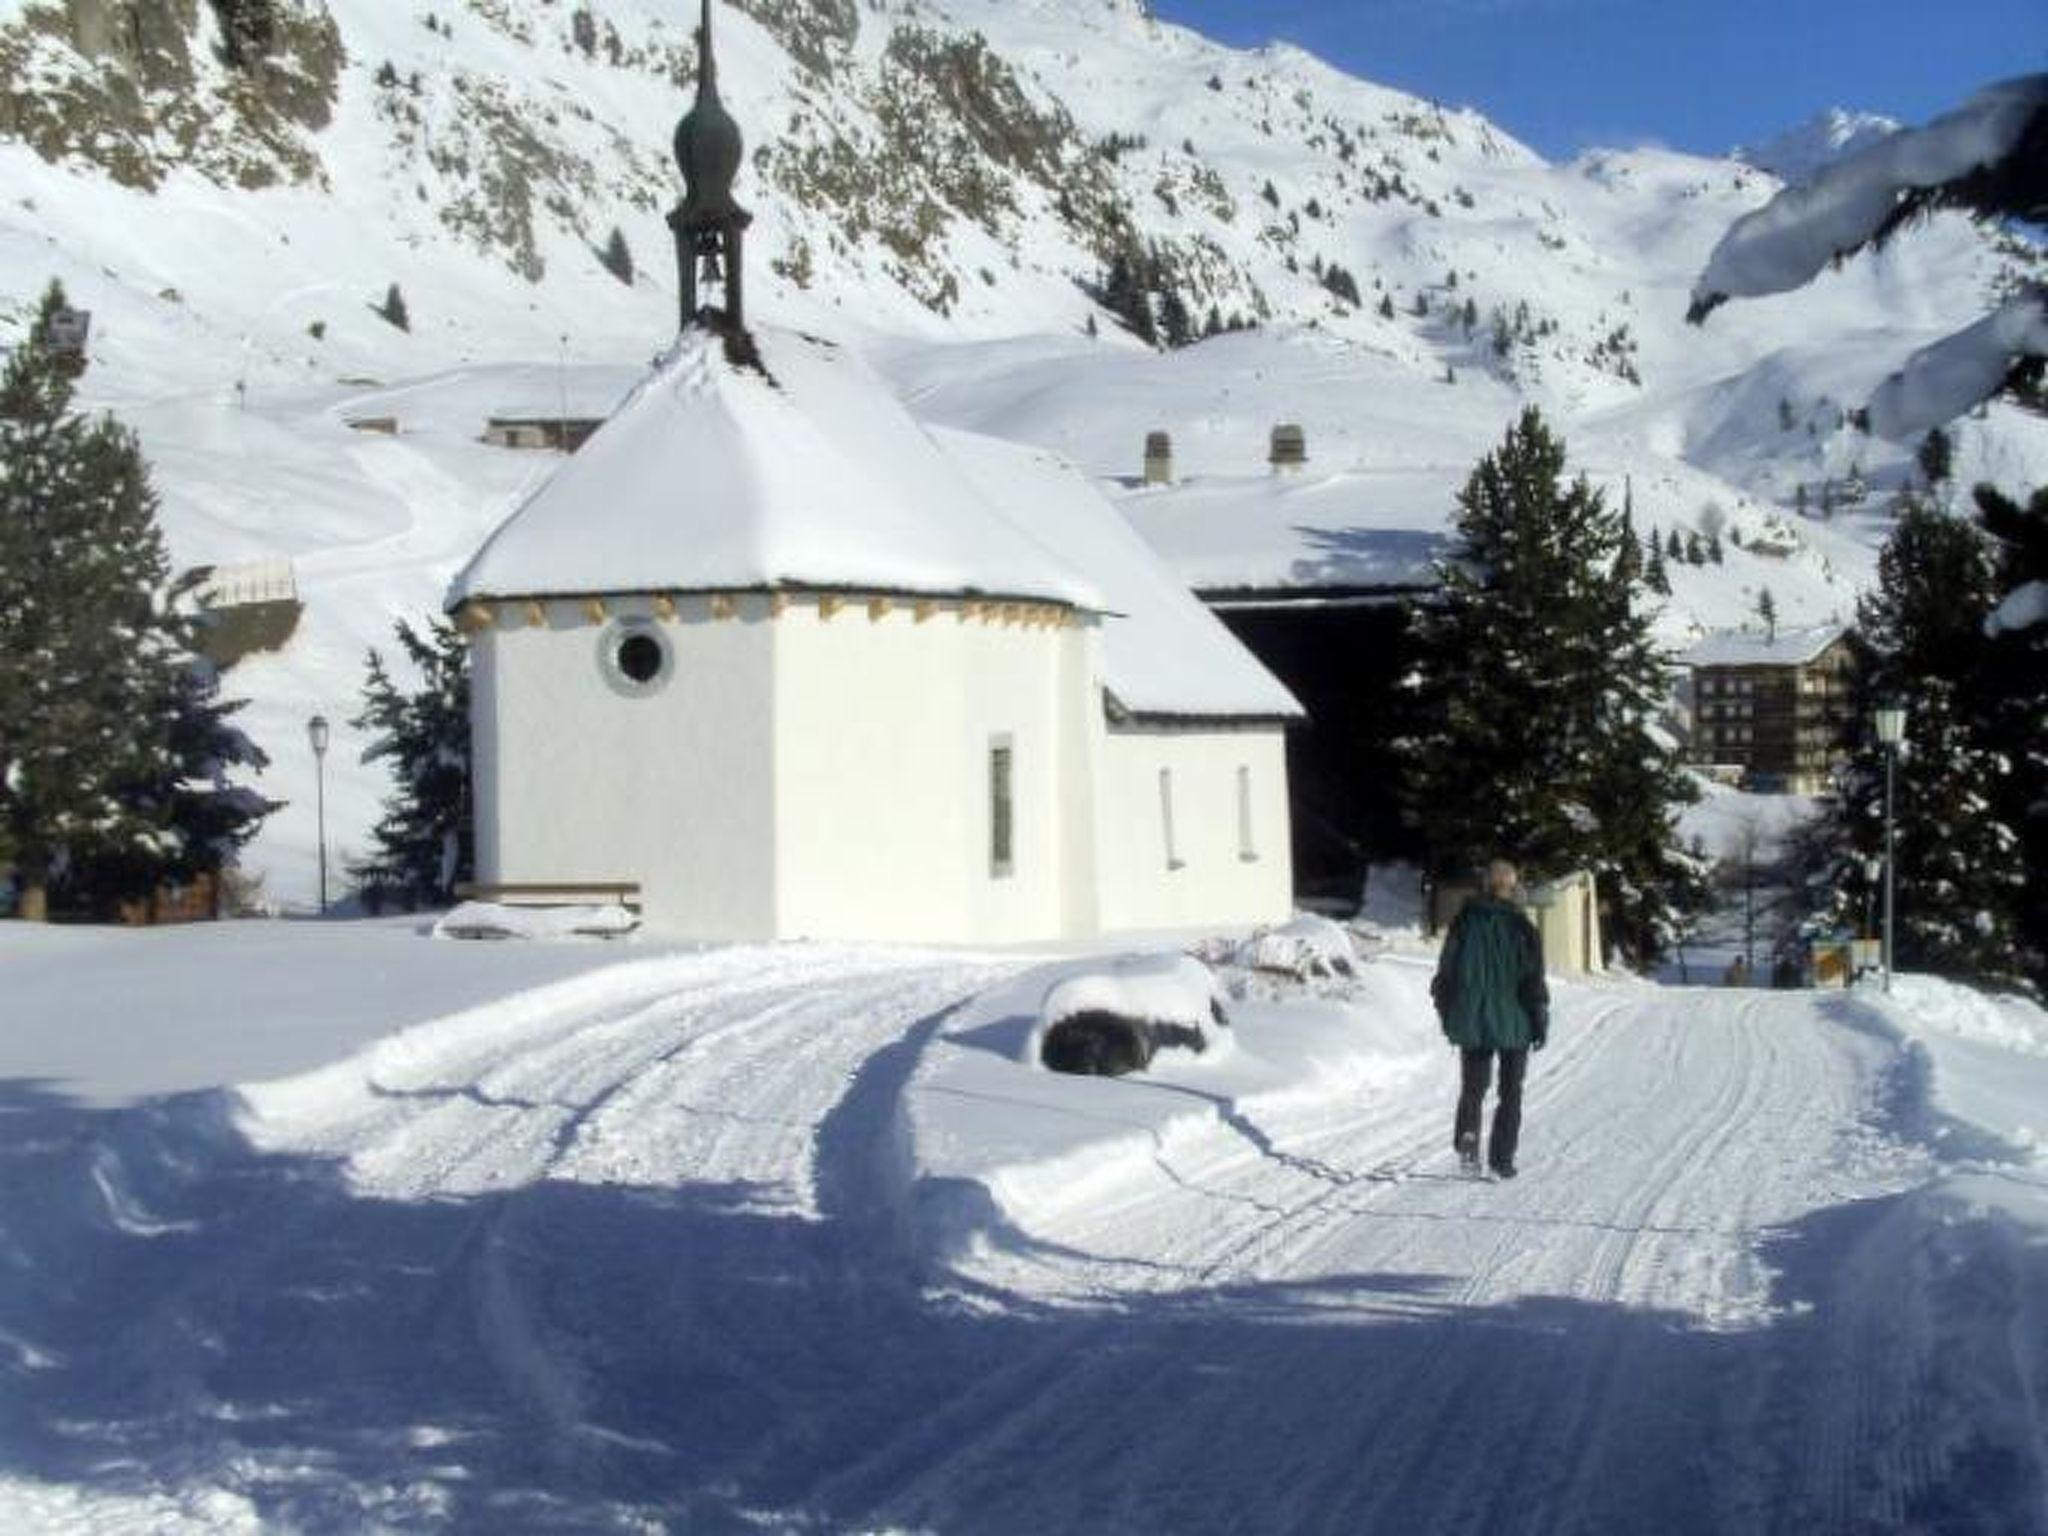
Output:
top-left (1974, 481), bottom-right (2048, 986)
top-left (56, 651), bottom-right (279, 915)
top-left (1691, 76), bottom-right (2045, 433)
top-left (1813, 497), bottom-right (2034, 987)
top-left (0, 281), bottom-right (271, 919)
top-left (350, 617), bottom-right (473, 911)
top-left (1756, 586), bottom-right (1777, 639)
top-left (1402, 408), bottom-right (1701, 961)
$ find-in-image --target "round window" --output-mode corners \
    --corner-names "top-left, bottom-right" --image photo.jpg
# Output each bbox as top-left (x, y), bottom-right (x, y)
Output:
top-left (598, 618), bottom-right (672, 696)
top-left (617, 632), bottom-right (663, 683)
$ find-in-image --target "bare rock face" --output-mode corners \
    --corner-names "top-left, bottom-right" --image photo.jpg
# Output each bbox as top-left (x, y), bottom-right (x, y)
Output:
top-left (0, 0), bottom-right (341, 191)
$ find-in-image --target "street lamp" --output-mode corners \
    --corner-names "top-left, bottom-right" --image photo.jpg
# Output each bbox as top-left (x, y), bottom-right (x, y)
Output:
top-left (307, 714), bottom-right (330, 915)
top-left (1874, 699), bottom-right (1907, 993)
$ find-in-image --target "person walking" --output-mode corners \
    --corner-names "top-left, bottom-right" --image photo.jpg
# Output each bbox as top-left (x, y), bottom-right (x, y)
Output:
top-left (1431, 859), bottom-right (1550, 1179)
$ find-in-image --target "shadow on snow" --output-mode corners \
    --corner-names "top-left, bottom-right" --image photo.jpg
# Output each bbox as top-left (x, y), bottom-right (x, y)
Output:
top-left (0, 1063), bottom-right (2042, 1535)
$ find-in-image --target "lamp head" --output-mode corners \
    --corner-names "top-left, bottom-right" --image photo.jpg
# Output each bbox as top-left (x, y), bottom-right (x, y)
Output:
top-left (1874, 700), bottom-right (1906, 747)
top-left (308, 714), bottom-right (330, 756)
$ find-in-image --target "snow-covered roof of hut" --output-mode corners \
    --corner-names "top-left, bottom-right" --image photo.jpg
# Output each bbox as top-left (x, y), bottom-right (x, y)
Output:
top-left (1110, 469), bottom-right (1456, 597)
top-left (1683, 624), bottom-right (1846, 668)
top-left (936, 430), bottom-right (1304, 723)
top-left (448, 327), bottom-right (1100, 609)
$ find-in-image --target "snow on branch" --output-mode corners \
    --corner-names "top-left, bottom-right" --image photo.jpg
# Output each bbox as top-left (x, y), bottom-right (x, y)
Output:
top-left (1689, 75), bottom-right (2047, 322)
top-left (1867, 288), bottom-right (2048, 439)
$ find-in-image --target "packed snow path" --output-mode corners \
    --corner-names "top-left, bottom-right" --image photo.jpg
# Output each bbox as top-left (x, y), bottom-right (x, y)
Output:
top-left (4, 950), bottom-right (2042, 1534)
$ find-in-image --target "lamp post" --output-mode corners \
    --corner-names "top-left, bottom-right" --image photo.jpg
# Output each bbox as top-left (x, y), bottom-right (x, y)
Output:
top-left (1874, 699), bottom-right (1907, 993)
top-left (307, 714), bottom-right (330, 915)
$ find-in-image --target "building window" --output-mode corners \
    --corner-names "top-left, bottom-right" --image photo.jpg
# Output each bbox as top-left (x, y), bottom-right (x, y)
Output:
top-left (1236, 765), bottom-right (1257, 861)
top-left (989, 739), bottom-right (1014, 879)
top-left (598, 617), bottom-right (673, 697)
top-left (1159, 767), bottom-right (1184, 871)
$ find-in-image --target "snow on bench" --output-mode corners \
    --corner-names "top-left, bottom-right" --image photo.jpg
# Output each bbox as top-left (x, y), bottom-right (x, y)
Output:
top-left (433, 900), bottom-right (639, 941)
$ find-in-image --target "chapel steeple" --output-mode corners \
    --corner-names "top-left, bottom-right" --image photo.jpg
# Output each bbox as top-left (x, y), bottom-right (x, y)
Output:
top-left (669, 0), bottom-right (753, 332)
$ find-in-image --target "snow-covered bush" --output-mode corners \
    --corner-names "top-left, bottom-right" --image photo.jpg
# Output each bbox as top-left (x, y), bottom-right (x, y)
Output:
top-left (1034, 953), bottom-right (1230, 1077)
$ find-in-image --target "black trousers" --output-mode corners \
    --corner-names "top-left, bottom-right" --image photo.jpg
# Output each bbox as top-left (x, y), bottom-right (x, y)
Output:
top-left (1455, 1047), bottom-right (1528, 1169)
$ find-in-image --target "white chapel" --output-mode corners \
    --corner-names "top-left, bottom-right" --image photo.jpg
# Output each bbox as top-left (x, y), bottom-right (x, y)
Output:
top-left (445, 2), bottom-right (1302, 944)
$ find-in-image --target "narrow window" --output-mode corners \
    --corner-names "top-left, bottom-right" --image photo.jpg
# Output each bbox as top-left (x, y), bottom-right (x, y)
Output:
top-left (1159, 767), bottom-right (1183, 870)
top-left (989, 739), bottom-right (1014, 879)
top-left (1236, 765), bottom-right (1257, 861)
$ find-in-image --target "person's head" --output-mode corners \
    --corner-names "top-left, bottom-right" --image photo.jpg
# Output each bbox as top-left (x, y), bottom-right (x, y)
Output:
top-left (1484, 859), bottom-right (1520, 900)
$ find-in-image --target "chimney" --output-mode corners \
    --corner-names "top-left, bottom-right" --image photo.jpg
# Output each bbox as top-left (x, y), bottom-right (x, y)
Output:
top-left (1143, 430), bottom-right (1174, 485)
top-left (1269, 423), bottom-right (1307, 474)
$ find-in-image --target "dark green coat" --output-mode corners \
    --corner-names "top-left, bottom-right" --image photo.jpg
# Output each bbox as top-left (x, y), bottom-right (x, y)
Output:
top-left (1432, 897), bottom-right (1550, 1050)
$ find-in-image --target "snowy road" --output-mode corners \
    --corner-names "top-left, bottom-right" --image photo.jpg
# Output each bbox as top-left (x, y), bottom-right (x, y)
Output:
top-left (4, 948), bottom-right (2043, 1533)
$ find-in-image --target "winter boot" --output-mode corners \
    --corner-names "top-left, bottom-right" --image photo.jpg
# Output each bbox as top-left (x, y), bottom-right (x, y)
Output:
top-left (1456, 1132), bottom-right (1481, 1173)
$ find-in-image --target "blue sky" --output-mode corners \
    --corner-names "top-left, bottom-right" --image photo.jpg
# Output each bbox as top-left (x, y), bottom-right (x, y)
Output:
top-left (1150, 1), bottom-right (2046, 161)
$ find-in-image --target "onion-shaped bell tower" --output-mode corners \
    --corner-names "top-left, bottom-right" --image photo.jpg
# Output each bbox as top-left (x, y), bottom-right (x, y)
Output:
top-left (669, 0), bottom-right (753, 331)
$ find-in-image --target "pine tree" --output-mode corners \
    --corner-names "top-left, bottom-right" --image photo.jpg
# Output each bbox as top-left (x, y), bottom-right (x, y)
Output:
top-left (377, 283), bottom-right (410, 332)
top-left (1158, 288), bottom-right (1194, 349)
top-left (1756, 586), bottom-right (1777, 638)
top-left (1684, 530), bottom-right (1705, 565)
top-left (1666, 529), bottom-right (1683, 560)
top-left (351, 617), bottom-right (474, 911)
top-left (1377, 293), bottom-right (1395, 320)
top-left (1809, 498), bottom-right (2034, 987)
top-left (1614, 485), bottom-right (1642, 586)
top-left (1645, 537), bottom-right (1671, 595)
top-left (1402, 409), bottom-right (1702, 961)
top-left (599, 226), bottom-right (635, 286)
top-left (1705, 530), bottom-right (1723, 563)
top-left (1917, 425), bottom-right (1954, 487)
top-left (0, 281), bottom-right (271, 919)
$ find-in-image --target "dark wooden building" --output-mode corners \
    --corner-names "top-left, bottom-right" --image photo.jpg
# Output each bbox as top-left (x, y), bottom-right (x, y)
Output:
top-left (1114, 455), bottom-right (1456, 900)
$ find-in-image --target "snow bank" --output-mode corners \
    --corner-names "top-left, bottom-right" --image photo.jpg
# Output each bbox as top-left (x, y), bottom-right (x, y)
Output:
top-left (432, 900), bottom-right (639, 941)
top-left (899, 951), bottom-right (1441, 1262)
top-left (0, 918), bottom-right (649, 1106)
top-left (1858, 973), bottom-right (2048, 1166)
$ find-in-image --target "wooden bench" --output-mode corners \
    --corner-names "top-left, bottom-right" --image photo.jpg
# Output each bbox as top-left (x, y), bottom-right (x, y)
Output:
top-left (453, 881), bottom-right (643, 912)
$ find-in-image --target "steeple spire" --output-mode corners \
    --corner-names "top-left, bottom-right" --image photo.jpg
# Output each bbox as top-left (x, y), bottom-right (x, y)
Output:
top-left (668, 0), bottom-right (752, 332)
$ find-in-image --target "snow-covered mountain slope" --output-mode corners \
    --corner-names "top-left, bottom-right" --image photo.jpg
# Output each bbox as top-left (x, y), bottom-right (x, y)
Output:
top-left (2, 0), bottom-right (2044, 906)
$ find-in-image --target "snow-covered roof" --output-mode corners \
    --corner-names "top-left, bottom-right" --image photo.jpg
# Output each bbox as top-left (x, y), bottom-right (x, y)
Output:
top-left (448, 328), bottom-right (1101, 609)
top-left (1110, 469), bottom-right (1456, 596)
top-left (1683, 624), bottom-right (1846, 668)
top-left (936, 430), bottom-right (1303, 722)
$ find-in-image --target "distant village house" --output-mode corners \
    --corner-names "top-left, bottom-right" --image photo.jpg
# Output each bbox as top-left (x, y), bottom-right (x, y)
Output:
top-left (1683, 625), bottom-right (1853, 794)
